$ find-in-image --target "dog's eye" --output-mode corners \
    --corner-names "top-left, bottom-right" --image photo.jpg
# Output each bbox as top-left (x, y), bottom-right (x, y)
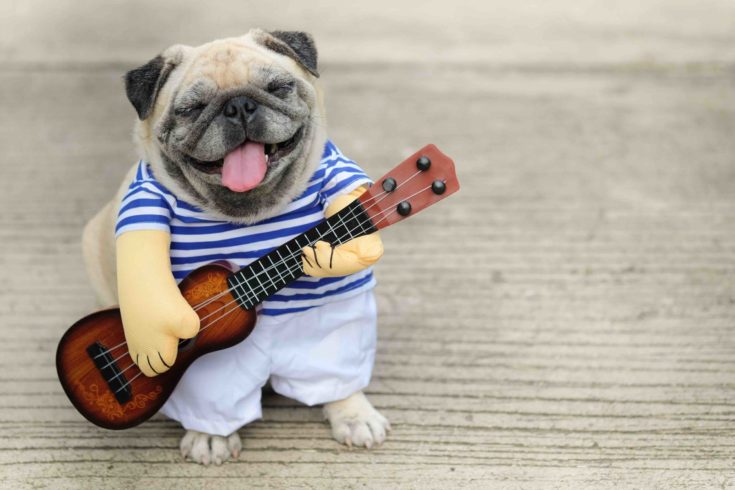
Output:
top-left (267, 80), bottom-right (295, 97)
top-left (174, 104), bottom-right (205, 117)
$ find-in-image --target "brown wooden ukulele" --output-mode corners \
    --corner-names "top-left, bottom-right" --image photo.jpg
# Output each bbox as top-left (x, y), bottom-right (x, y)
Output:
top-left (56, 144), bottom-right (459, 430)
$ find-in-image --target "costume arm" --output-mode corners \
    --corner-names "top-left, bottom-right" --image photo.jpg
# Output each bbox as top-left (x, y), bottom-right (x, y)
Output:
top-left (116, 230), bottom-right (200, 377)
top-left (302, 186), bottom-right (384, 277)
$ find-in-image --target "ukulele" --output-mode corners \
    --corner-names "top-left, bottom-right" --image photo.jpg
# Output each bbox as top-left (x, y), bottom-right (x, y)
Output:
top-left (56, 144), bottom-right (459, 430)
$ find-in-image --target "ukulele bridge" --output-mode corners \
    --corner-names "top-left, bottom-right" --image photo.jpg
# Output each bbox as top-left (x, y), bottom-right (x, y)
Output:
top-left (86, 341), bottom-right (132, 404)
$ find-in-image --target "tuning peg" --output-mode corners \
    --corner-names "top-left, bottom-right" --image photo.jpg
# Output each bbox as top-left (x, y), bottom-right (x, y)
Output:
top-left (397, 201), bottom-right (412, 216)
top-left (431, 180), bottom-right (446, 195)
top-left (382, 177), bottom-right (397, 192)
top-left (416, 156), bottom-right (431, 171)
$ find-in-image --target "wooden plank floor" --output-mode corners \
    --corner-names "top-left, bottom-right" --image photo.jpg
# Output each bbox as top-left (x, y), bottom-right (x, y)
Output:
top-left (1, 1), bottom-right (734, 488)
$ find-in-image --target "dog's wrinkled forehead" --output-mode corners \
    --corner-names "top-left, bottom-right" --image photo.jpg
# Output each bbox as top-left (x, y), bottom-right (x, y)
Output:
top-left (184, 29), bottom-right (318, 91)
top-left (182, 39), bottom-right (273, 92)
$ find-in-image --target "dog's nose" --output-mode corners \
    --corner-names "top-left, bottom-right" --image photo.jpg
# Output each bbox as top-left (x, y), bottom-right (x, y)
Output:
top-left (223, 96), bottom-right (258, 120)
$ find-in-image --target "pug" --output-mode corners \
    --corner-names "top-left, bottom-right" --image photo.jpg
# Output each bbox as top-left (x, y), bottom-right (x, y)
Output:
top-left (82, 29), bottom-right (389, 465)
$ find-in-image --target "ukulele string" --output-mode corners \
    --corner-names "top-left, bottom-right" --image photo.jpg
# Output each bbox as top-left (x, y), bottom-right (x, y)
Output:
top-left (184, 178), bottom-right (408, 312)
top-left (197, 213), bottom-right (403, 335)
top-left (117, 171), bottom-right (445, 393)
top-left (103, 174), bottom-right (439, 381)
top-left (186, 172), bottom-right (419, 310)
top-left (176, 176), bottom-right (441, 341)
top-left (115, 206), bottom-right (403, 393)
top-left (99, 170), bottom-right (431, 381)
top-left (97, 194), bottom-right (382, 370)
top-left (93, 170), bottom-right (426, 364)
top-left (108, 201), bottom-right (403, 378)
top-left (92, 191), bottom-right (388, 368)
top-left (113, 194), bottom-right (425, 394)
top-left (92, 180), bottom-right (404, 362)
top-left (116, 205), bottom-right (403, 394)
top-left (182, 178), bottom-right (438, 333)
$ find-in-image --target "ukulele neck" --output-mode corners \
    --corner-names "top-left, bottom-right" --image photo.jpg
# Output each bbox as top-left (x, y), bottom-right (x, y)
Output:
top-left (225, 199), bottom-right (377, 309)
top-left (225, 143), bottom-right (459, 310)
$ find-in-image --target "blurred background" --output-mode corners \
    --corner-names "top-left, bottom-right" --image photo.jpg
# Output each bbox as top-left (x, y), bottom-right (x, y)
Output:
top-left (1, 1), bottom-right (734, 488)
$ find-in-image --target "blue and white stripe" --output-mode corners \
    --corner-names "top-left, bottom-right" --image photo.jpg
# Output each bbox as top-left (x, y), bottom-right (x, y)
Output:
top-left (115, 140), bottom-right (376, 316)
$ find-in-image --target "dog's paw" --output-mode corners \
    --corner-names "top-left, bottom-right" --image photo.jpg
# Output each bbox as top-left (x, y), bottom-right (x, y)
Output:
top-left (323, 391), bottom-right (391, 449)
top-left (180, 430), bottom-right (241, 465)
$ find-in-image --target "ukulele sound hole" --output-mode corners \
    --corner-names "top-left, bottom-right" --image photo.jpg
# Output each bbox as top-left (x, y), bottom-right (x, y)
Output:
top-left (86, 341), bottom-right (132, 405)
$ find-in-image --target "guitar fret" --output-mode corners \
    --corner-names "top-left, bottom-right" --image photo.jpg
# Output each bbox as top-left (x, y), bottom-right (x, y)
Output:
top-left (273, 250), bottom-right (288, 285)
top-left (253, 261), bottom-right (268, 297)
top-left (326, 219), bottom-right (338, 243)
top-left (230, 275), bottom-right (244, 306)
top-left (353, 202), bottom-right (369, 236)
top-left (334, 211), bottom-right (354, 243)
top-left (303, 228), bottom-right (318, 246)
top-left (230, 273), bottom-right (252, 309)
top-left (239, 274), bottom-right (256, 308)
top-left (261, 257), bottom-right (279, 293)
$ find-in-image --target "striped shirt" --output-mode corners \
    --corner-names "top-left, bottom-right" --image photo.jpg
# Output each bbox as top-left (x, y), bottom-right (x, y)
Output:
top-left (115, 140), bottom-right (376, 316)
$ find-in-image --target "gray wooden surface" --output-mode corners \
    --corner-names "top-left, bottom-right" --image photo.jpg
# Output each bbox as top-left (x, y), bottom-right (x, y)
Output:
top-left (1, 1), bottom-right (734, 488)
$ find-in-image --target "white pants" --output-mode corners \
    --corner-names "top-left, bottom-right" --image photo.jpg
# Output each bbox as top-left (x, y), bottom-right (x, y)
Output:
top-left (159, 290), bottom-right (378, 436)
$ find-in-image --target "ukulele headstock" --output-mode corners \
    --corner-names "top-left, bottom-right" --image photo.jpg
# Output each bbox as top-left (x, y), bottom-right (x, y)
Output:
top-left (358, 144), bottom-right (459, 230)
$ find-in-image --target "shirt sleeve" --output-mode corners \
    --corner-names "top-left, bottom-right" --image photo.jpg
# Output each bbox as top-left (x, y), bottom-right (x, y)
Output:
top-left (319, 142), bottom-right (373, 206)
top-left (115, 164), bottom-right (174, 237)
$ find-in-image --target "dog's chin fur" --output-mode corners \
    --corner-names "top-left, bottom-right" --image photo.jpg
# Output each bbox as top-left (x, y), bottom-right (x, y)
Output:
top-left (135, 115), bottom-right (327, 225)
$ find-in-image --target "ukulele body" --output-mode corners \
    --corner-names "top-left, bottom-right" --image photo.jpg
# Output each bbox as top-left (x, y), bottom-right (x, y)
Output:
top-left (56, 262), bottom-right (256, 430)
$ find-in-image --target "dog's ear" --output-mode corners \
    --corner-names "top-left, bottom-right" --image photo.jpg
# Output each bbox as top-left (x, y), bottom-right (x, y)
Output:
top-left (125, 45), bottom-right (190, 120)
top-left (259, 30), bottom-right (319, 78)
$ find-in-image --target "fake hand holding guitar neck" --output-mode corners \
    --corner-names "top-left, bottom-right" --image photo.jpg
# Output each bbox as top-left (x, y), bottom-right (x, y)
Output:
top-left (56, 144), bottom-right (459, 430)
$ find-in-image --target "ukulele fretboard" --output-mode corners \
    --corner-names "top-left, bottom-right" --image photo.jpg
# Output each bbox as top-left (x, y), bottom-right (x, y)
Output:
top-left (226, 199), bottom-right (377, 309)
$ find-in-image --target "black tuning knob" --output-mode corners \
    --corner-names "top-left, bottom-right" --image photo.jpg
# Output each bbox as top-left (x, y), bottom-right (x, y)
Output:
top-left (382, 177), bottom-right (397, 192)
top-left (397, 201), bottom-right (412, 216)
top-left (416, 156), bottom-right (431, 171)
top-left (431, 180), bottom-right (446, 195)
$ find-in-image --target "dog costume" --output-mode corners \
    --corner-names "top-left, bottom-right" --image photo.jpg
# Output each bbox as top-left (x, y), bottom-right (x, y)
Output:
top-left (115, 140), bottom-right (379, 435)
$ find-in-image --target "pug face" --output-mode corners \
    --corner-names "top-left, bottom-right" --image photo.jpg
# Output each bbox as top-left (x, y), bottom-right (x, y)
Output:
top-left (125, 29), bottom-right (327, 224)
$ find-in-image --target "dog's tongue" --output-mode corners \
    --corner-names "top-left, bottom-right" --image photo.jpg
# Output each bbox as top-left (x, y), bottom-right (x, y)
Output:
top-left (221, 142), bottom-right (267, 192)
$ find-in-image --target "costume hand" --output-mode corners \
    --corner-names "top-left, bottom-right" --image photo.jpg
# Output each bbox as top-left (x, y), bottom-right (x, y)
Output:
top-left (302, 185), bottom-right (383, 278)
top-left (302, 234), bottom-right (383, 278)
top-left (121, 293), bottom-right (200, 377)
top-left (117, 230), bottom-right (200, 377)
